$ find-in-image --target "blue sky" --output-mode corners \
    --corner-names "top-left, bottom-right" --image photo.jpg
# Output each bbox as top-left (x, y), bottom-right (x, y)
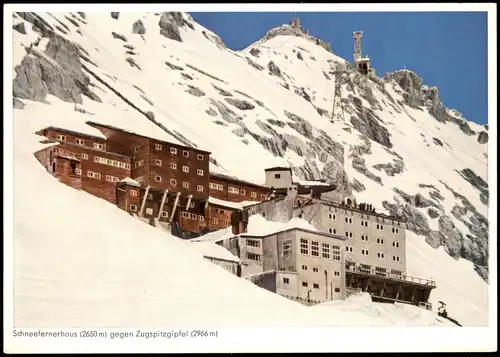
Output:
top-left (190, 12), bottom-right (488, 125)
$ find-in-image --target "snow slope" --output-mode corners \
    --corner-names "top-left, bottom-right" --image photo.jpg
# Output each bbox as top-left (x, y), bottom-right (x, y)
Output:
top-left (10, 11), bottom-right (490, 326)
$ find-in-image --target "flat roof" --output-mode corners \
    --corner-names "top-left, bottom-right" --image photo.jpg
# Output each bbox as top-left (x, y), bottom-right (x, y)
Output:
top-left (239, 227), bottom-right (346, 241)
top-left (316, 198), bottom-right (407, 223)
top-left (37, 126), bottom-right (106, 142)
top-left (210, 172), bottom-right (268, 190)
top-left (264, 166), bottom-right (292, 172)
top-left (86, 121), bottom-right (212, 155)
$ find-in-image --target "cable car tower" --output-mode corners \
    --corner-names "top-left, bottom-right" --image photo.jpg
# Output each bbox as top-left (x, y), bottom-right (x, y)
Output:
top-left (330, 68), bottom-right (348, 123)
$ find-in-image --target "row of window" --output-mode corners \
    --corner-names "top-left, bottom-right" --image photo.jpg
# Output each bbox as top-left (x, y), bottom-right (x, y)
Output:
top-left (150, 176), bottom-right (205, 192)
top-left (286, 280), bottom-right (340, 293)
top-left (209, 183), bottom-right (264, 199)
top-left (300, 265), bottom-right (341, 277)
top-left (56, 134), bottom-right (104, 150)
top-left (94, 156), bottom-right (131, 170)
top-left (358, 265), bottom-right (403, 277)
top-left (300, 239), bottom-right (341, 261)
top-left (334, 231), bottom-right (401, 248)
top-left (181, 211), bottom-right (204, 221)
top-left (151, 144), bottom-right (204, 161)
top-left (327, 213), bottom-right (400, 232)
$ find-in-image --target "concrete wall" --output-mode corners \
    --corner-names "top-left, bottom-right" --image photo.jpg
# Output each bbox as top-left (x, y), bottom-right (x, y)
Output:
top-left (293, 230), bottom-right (346, 302)
top-left (265, 169), bottom-right (292, 189)
top-left (205, 257), bottom-right (239, 276)
top-left (276, 271), bottom-right (298, 298)
top-left (299, 202), bottom-right (407, 275)
top-left (246, 196), bottom-right (296, 223)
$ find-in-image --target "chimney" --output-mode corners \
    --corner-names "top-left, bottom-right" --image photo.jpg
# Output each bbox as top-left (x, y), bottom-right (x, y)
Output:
top-left (231, 209), bottom-right (249, 235)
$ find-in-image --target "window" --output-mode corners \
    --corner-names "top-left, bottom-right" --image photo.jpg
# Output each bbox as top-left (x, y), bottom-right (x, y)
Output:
top-left (135, 160), bottom-right (144, 168)
top-left (146, 208), bottom-right (153, 215)
top-left (170, 163), bottom-right (177, 170)
top-left (87, 171), bottom-right (101, 179)
top-left (300, 238), bottom-right (309, 255)
top-left (322, 243), bottom-right (330, 259)
top-left (224, 221), bottom-right (230, 227)
top-left (181, 212), bottom-right (189, 218)
top-left (393, 256), bottom-right (400, 262)
top-left (182, 182), bottom-right (189, 188)
top-left (362, 249), bottom-right (369, 256)
top-left (329, 213), bottom-right (336, 220)
top-left (313, 283), bottom-right (320, 289)
top-left (75, 138), bottom-right (85, 146)
top-left (170, 179), bottom-right (177, 186)
top-left (329, 228), bottom-right (336, 234)
top-left (375, 267), bottom-right (387, 277)
top-left (183, 150), bottom-right (190, 158)
top-left (334, 271), bottom-right (340, 277)
top-left (345, 232), bottom-right (353, 238)
top-left (312, 267), bottom-right (319, 272)
top-left (212, 218), bottom-right (218, 224)
top-left (240, 189), bottom-right (246, 195)
top-left (170, 147), bottom-right (177, 154)
top-left (247, 252), bottom-right (260, 261)
top-left (81, 153), bottom-right (88, 160)
top-left (282, 239), bottom-right (292, 257)
top-left (106, 175), bottom-right (118, 182)
top-left (161, 211), bottom-right (168, 218)
top-left (261, 194), bottom-right (267, 200)
top-left (209, 182), bottom-right (217, 189)
top-left (377, 252), bottom-right (385, 259)
top-left (155, 159), bottom-right (162, 166)
top-left (377, 238), bottom-right (384, 245)
top-left (345, 246), bottom-right (353, 253)
top-left (199, 216), bottom-right (204, 222)
top-left (181, 166), bottom-right (189, 173)
top-left (56, 134), bottom-right (66, 141)
top-left (106, 159), bottom-right (112, 165)
top-left (377, 224), bottom-right (385, 231)
top-left (391, 269), bottom-right (402, 276)
top-left (334, 288), bottom-right (340, 293)
top-left (155, 143), bottom-right (162, 151)
top-left (392, 241), bottom-right (400, 248)
top-left (361, 235), bottom-right (369, 242)
top-left (345, 217), bottom-right (353, 223)
top-left (361, 220), bottom-right (368, 227)
top-left (129, 204), bottom-right (137, 211)
top-left (130, 189), bottom-right (137, 196)
top-left (283, 277), bottom-right (290, 284)
top-left (190, 213), bottom-right (197, 220)
top-left (251, 192), bottom-right (257, 198)
top-left (392, 227), bottom-right (400, 233)
top-left (360, 264), bottom-right (372, 273)
top-left (197, 169), bottom-right (204, 176)
top-left (302, 282), bottom-right (308, 287)
top-left (197, 154), bottom-right (204, 161)
top-left (228, 187), bottom-right (239, 194)
top-left (301, 265), bottom-right (308, 271)
top-left (311, 241), bottom-right (319, 257)
top-left (332, 245), bottom-right (341, 261)
top-left (274, 174), bottom-right (281, 179)
top-left (93, 143), bottom-right (104, 150)
top-left (197, 185), bottom-right (204, 192)
top-left (155, 175), bottom-right (162, 182)
top-left (246, 239), bottom-right (260, 248)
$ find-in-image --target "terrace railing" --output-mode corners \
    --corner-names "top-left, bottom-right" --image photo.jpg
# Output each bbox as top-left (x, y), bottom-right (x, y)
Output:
top-left (345, 262), bottom-right (436, 287)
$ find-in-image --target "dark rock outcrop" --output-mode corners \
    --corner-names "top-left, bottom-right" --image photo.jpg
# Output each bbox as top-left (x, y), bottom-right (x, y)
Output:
top-left (225, 98), bottom-right (255, 111)
top-left (249, 48), bottom-right (260, 57)
top-left (268, 61), bottom-right (282, 78)
top-left (110, 12), bottom-right (119, 20)
top-left (13, 22), bottom-right (27, 34)
top-left (186, 85), bottom-right (205, 97)
top-left (13, 33), bottom-right (100, 104)
top-left (427, 207), bottom-right (440, 219)
top-left (132, 20), bottom-right (146, 35)
top-left (111, 32), bottom-right (127, 42)
top-left (158, 12), bottom-right (184, 42)
top-left (477, 131), bottom-right (488, 144)
top-left (351, 156), bottom-right (382, 185)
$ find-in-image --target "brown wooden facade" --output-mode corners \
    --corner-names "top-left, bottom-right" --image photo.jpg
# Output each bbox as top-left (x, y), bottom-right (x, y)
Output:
top-left (207, 204), bottom-right (235, 231)
top-left (209, 173), bottom-right (270, 203)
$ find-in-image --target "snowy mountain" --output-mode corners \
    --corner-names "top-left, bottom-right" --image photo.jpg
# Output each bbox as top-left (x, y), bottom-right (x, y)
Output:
top-left (11, 11), bottom-right (489, 326)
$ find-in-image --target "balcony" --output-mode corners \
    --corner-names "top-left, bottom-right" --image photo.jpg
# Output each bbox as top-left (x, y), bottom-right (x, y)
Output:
top-left (345, 261), bottom-right (436, 287)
